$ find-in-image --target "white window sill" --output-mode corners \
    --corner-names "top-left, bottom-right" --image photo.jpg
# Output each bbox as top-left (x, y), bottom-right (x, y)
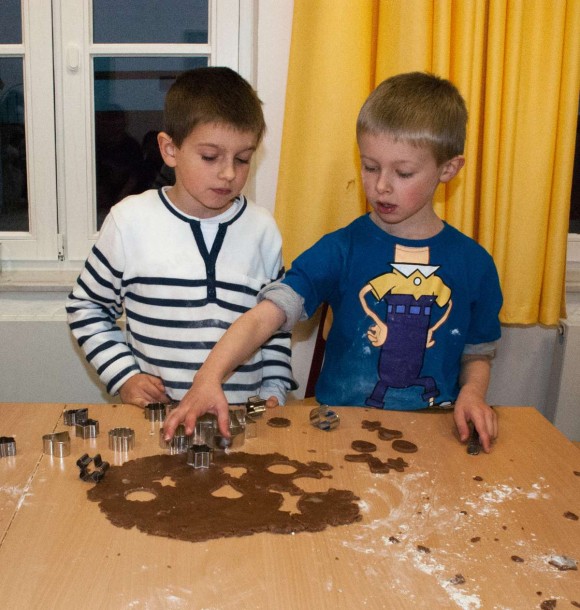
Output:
top-left (0, 269), bottom-right (79, 292)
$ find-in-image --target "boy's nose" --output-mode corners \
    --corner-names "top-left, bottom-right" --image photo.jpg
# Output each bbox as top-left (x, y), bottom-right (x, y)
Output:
top-left (218, 161), bottom-right (236, 181)
top-left (376, 174), bottom-right (392, 193)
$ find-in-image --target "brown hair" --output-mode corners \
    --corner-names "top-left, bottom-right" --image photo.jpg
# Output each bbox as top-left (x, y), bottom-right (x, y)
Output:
top-left (356, 72), bottom-right (467, 165)
top-left (164, 67), bottom-right (266, 147)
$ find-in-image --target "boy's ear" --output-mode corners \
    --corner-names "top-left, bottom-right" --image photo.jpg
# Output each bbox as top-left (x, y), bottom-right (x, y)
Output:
top-left (439, 155), bottom-right (465, 183)
top-left (157, 132), bottom-right (177, 167)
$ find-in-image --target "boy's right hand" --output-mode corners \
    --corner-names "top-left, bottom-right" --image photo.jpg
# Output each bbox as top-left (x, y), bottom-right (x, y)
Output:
top-left (162, 374), bottom-right (230, 441)
top-left (119, 374), bottom-right (170, 408)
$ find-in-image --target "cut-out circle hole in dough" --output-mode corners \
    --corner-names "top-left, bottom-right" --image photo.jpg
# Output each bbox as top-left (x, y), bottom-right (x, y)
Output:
top-left (125, 488), bottom-right (157, 502)
top-left (211, 484), bottom-right (243, 499)
top-left (267, 463), bottom-right (297, 475)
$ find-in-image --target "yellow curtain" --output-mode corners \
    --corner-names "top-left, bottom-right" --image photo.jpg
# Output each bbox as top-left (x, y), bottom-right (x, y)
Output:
top-left (275, 0), bottom-right (580, 325)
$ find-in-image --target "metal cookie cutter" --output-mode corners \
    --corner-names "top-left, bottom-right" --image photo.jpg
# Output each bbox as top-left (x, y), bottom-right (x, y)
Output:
top-left (186, 444), bottom-right (212, 469)
top-left (309, 405), bottom-right (340, 431)
top-left (245, 395), bottom-right (267, 417)
top-left (144, 403), bottom-right (166, 422)
top-left (63, 408), bottom-right (89, 426)
top-left (214, 408), bottom-right (245, 450)
top-left (108, 428), bottom-right (135, 452)
top-left (43, 431), bottom-right (71, 457)
top-left (159, 424), bottom-right (193, 454)
top-left (76, 453), bottom-right (109, 483)
top-left (75, 418), bottom-right (99, 439)
top-left (0, 436), bottom-right (16, 457)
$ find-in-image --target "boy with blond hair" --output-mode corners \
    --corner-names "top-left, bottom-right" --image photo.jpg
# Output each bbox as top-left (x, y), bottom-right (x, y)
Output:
top-left (163, 72), bottom-right (502, 452)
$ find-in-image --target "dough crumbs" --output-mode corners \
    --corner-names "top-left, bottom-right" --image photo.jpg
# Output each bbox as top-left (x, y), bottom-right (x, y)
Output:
top-left (266, 417), bottom-right (291, 428)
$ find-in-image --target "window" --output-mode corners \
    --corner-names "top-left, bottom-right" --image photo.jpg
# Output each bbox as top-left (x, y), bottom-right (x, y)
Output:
top-left (569, 95), bottom-right (580, 262)
top-left (0, 0), bottom-right (255, 263)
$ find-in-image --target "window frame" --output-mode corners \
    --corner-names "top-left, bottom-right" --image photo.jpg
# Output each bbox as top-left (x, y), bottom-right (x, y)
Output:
top-left (0, 0), bottom-right (58, 261)
top-left (1, 0), bottom-right (256, 264)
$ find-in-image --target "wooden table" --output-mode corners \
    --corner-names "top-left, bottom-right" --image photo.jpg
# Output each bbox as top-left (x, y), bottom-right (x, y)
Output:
top-left (0, 401), bottom-right (578, 609)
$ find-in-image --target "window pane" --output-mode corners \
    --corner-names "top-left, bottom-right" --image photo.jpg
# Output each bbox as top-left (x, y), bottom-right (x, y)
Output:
top-left (0, 58), bottom-right (28, 232)
top-left (93, 0), bottom-right (209, 44)
top-left (0, 0), bottom-right (22, 44)
top-left (94, 56), bottom-right (207, 228)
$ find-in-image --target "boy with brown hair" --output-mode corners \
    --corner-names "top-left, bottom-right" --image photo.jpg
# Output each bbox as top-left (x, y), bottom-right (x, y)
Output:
top-left (67, 67), bottom-right (296, 408)
top-left (163, 72), bottom-right (502, 452)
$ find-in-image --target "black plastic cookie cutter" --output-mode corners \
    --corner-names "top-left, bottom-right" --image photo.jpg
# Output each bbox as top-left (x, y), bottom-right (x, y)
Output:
top-left (0, 436), bottom-right (16, 457)
top-left (76, 453), bottom-right (109, 483)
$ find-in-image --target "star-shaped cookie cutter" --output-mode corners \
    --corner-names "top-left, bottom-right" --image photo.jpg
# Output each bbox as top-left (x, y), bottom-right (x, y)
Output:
top-left (186, 444), bottom-right (212, 469)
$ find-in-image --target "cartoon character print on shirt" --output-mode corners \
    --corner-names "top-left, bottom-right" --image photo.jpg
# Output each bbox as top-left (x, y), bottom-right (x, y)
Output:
top-left (358, 245), bottom-right (452, 408)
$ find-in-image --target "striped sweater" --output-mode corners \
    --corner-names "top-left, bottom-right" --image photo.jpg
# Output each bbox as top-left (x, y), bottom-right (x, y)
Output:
top-left (67, 188), bottom-right (296, 404)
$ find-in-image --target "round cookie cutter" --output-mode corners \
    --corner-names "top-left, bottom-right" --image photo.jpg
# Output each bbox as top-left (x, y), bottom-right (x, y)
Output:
top-left (309, 405), bottom-right (340, 431)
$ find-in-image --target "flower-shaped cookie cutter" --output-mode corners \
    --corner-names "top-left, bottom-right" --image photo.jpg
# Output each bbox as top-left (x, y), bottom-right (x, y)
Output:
top-left (76, 453), bottom-right (109, 483)
top-left (108, 427), bottom-right (135, 452)
top-left (144, 403), bottom-right (166, 422)
top-left (309, 405), bottom-right (340, 431)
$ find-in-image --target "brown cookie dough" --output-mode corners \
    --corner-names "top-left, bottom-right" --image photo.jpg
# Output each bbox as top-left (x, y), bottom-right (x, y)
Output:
top-left (344, 453), bottom-right (371, 462)
top-left (351, 440), bottom-right (377, 453)
top-left (361, 420), bottom-right (382, 431)
top-left (392, 439), bottom-right (418, 453)
top-left (87, 452), bottom-right (360, 543)
top-left (378, 427), bottom-right (403, 441)
top-left (267, 417), bottom-right (291, 428)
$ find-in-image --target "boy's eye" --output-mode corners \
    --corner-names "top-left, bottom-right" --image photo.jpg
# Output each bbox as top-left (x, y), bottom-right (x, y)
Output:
top-left (363, 165), bottom-right (378, 173)
top-left (235, 157), bottom-right (250, 165)
top-left (201, 155), bottom-right (217, 162)
top-left (397, 171), bottom-right (413, 178)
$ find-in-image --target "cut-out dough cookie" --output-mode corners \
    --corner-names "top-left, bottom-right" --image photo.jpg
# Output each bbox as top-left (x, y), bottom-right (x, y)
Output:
top-left (351, 440), bottom-right (377, 453)
top-left (267, 417), bottom-right (291, 428)
top-left (391, 439), bottom-right (418, 453)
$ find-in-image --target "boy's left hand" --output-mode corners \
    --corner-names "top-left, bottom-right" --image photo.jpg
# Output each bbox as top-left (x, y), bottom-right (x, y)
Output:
top-left (453, 390), bottom-right (498, 453)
